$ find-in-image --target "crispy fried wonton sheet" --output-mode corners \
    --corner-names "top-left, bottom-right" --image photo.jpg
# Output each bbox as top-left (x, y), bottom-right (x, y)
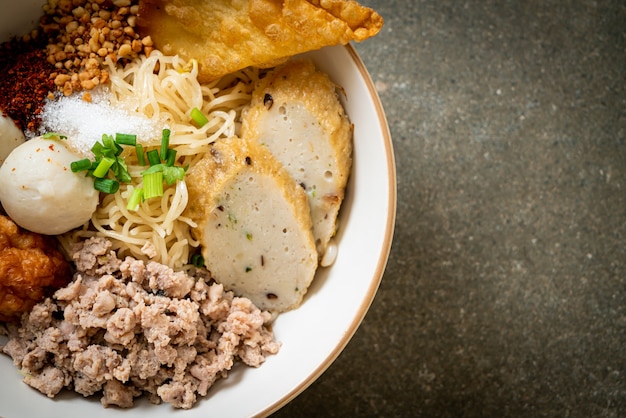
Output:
top-left (137, 0), bottom-right (383, 81)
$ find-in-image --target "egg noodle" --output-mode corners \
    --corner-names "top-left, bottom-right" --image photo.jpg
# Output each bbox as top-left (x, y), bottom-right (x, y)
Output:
top-left (60, 51), bottom-right (261, 269)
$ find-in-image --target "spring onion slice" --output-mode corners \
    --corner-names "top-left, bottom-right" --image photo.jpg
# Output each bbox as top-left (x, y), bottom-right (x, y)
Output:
top-left (103, 134), bottom-right (123, 156)
top-left (42, 132), bottom-right (67, 140)
top-left (190, 107), bottom-right (208, 127)
top-left (142, 171), bottom-right (163, 200)
top-left (115, 133), bottom-right (137, 146)
top-left (146, 149), bottom-right (161, 166)
top-left (166, 148), bottom-right (177, 166)
top-left (70, 158), bottom-right (91, 173)
top-left (136, 144), bottom-right (146, 166)
top-left (91, 141), bottom-right (106, 157)
top-left (112, 158), bottom-right (131, 183)
top-left (160, 129), bottom-right (171, 161)
top-left (92, 157), bottom-right (115, 178)
top-left (190, 253), bottom-right (205, 267)
top-left (94, 178), bottom-right (119, 194)
top-left (126, 187), bottom-right (144, 211)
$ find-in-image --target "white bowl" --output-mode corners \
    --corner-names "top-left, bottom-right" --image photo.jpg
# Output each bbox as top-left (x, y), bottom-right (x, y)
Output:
top-left (0, 4), bottom-right (396, 417)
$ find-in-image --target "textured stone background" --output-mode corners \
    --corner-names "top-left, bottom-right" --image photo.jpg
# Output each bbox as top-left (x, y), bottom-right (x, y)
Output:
top-left (273, 1), bottom-right (625, 417)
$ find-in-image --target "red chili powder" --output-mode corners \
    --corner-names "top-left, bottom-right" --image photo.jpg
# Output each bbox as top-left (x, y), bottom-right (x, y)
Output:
top-left (0, 38), bottom-right (57, 132)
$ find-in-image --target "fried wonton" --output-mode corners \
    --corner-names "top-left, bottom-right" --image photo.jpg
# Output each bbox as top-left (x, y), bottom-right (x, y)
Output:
top-left (137, 0), bottom-right (383, 81)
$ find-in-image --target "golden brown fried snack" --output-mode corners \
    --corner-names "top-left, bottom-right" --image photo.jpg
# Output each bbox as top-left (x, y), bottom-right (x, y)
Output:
top-left (137, 0), bottom-right (383, 82)
top-left (0, 215), bottom-right (71, 322)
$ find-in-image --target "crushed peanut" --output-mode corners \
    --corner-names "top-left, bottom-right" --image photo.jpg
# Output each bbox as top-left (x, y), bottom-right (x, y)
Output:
top-left (39, 0), bottom-right (150, 96)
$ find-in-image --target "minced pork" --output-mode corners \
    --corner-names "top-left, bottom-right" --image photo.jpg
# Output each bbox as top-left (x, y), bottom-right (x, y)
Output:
top-left (0, 236), bottom-right (280, 409)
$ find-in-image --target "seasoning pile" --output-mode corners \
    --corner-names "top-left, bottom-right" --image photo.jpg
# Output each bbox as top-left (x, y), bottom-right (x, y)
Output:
top-left (0, 0), bottom-right (152, 131)
top-left (0, 40), bottom-right (54, 131)
top-left (41, 0), bottom-right (153, 95)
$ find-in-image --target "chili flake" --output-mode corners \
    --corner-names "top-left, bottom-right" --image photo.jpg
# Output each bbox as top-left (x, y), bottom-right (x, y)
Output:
top-left (0, 38), bottom-right (56, 132)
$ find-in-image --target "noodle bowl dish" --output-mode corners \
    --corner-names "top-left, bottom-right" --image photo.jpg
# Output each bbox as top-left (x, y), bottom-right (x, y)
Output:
top-left (0, 1), bottom-right (395, 416)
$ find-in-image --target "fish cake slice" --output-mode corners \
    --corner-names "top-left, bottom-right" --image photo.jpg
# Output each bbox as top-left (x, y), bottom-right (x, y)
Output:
top-left (242, 59), bottom-right (352, 261)
top-left (184, 136), bottom-right (318, 312)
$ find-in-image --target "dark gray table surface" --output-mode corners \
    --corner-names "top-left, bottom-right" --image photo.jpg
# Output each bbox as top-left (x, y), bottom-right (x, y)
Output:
top-left (273, 1), bottom-right (625, 417)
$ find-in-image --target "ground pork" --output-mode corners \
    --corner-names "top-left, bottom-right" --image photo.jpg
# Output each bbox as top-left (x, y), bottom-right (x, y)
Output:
top-left (0, 237), bottom-right (280, 409)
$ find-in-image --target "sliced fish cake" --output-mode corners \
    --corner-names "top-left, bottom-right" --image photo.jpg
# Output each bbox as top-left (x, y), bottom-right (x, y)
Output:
top-left (184, 136), bottom-right (317, 313)
top-left (242, 59), bottom-right (353, 262)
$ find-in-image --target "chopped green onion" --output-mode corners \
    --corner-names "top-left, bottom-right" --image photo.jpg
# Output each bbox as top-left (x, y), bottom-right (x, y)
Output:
top-left (91, 141), bottom-right (105, 156)
top-left (190, 254), bottom-right (204, 267)
top-left (112, 158), bottom-right (131, 183)
top-left (94, 178), bottom-right (119, 194)
top-left (102, 134), bottom-right (117, 153)
top-left (136, 144), bottom-right (146, 166)
top-left (190, 107), bottom-right (208, 128)
top-left (71, 128), bottom-right (187, 202)
top-left (142, 171), bottom-right (163, 199)
top-left (115, 133), bottom-right (137, 146)
top-left (160, 129), bottom-right (171, 161)
top-left (92, 157), bottom-right (115, 178)
top-left (146, 149), bottom-right (161, 166)
top-left (126, 187), bottom-right (144, 211)
top-left (166, 148), bottom-right (177, 166)
top-left (163, 165), bottom-right (186, 184)
top-left (42, 132), bottom-right (67, 140)
top-left (70, 158), bottom-right (92, 173)
top-left (143, 164), bottom-right (186, 185)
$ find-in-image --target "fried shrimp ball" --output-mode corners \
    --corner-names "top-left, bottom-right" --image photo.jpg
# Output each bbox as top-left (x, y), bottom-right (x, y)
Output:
top-left (0, 215), bottom-right (71, 322)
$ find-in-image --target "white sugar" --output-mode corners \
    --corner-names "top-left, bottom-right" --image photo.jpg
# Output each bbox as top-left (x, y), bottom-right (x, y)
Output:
top-left (37, 88), bottom-right (166, 158)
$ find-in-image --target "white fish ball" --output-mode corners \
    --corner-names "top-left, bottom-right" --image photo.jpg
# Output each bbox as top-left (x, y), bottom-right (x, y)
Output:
top-left (0, 136), bottom-right (99, 235)
top-left (0, 113), bottom-right (26, 167)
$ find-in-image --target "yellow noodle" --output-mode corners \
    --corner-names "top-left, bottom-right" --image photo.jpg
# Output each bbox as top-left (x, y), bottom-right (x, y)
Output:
top-left (62, 51), bottom-right (259, 269)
